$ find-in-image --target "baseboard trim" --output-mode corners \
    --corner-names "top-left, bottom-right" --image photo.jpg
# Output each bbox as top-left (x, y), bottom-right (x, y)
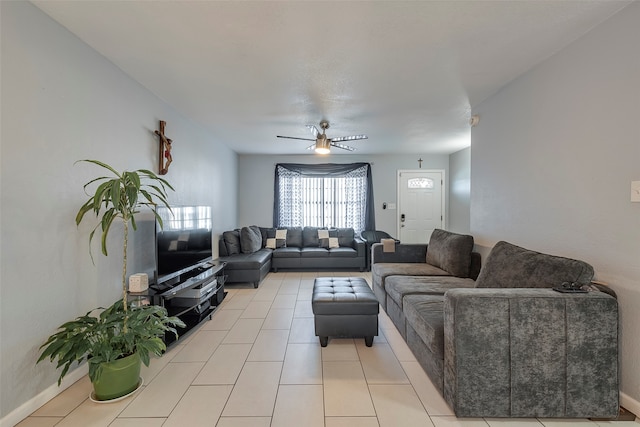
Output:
top-left (0, 365), bottom-right (88, 427)
top-left (620, 392), bottom-right (640, 421)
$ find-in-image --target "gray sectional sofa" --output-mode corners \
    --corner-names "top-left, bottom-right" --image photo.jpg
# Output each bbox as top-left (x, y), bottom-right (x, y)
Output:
top-left (372, 230), bottom-right (619, 419)
top-left (218, 225), bottom-right (366, 287)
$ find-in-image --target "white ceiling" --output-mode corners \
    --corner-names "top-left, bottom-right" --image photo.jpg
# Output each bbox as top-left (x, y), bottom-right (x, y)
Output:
top-left (33, 0), bottom-right (632, 155)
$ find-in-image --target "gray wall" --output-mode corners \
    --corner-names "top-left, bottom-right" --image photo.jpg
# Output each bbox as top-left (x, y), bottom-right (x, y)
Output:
top-left (448, 147), bottom-right (471, 234)
top-left (0, 2), bottom-right (237, 421)
top-left (238, 153), bottom-right (450, 238)
top-left (471, 2), bottom-right (640, 412)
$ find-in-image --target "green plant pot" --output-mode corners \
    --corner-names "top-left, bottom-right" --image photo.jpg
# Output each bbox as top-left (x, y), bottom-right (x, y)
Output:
top-left (92, 352), bottom-right (141, 401)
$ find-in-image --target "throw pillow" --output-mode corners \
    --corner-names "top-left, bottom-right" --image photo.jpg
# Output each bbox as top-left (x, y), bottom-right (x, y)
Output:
top-left (318, 229), bottom-right (338, 248)
top-left (328, 237), bottom-right (340, 248)
top-left (223, 230), bottom-right (241, 255)
top-left (425, 229), bottom-right (474, 278)
top-left (259, 227), bottom-right (275, 247)
top-left (240, 225), bottom-right (262, 254)
top-left (267, 229), bottom-right (287, 249)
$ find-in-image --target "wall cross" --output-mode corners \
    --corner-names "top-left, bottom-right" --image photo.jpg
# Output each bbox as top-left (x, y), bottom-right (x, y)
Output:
top-left (155, 120), bottom-right (173, 175)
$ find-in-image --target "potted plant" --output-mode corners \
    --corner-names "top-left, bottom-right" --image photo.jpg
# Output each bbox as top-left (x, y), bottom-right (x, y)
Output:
top-left (37, 160), bottom-right (185, 401)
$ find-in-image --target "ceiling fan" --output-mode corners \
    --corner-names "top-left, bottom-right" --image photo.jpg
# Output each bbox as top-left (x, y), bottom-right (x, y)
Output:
top-left (277, 120), bottom-right (368, 154)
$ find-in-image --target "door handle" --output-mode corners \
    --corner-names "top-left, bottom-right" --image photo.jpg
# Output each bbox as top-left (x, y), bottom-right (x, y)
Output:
top-left (400, 214), bottom-right (405, 222)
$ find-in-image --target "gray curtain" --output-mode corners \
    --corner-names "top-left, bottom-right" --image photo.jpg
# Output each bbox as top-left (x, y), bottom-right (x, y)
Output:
top-left (273, 163), bottom-right (375, 233)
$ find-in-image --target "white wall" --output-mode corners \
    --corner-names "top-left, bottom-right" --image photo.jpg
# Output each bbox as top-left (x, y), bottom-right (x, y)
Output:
top-left (471, 2), bottom-right (640, 411)
top-left (448, 147), bottom-right (471, 234)
top-left (0, 2), bottom-right (237, 421)
top-left (237, 153), bottom-right (450, 238)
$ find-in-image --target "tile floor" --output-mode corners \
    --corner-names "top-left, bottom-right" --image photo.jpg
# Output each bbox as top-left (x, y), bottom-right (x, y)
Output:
top-left (18, 272), bottom-right (639, 427)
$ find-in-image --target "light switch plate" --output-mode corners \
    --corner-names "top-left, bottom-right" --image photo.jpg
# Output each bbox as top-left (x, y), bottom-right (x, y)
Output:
top-left (631, 181), bottom-right (640, 202)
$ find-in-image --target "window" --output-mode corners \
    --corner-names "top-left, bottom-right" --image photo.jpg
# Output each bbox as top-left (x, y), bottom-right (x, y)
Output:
top-left (407, 177), bottom-right (434, 189)
top-left (274, 163), bottom-right (375, 233)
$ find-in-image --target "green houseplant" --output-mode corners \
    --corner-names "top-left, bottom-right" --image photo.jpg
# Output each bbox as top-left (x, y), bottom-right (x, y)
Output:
top-left (37, 160), bottom-right (185, 401)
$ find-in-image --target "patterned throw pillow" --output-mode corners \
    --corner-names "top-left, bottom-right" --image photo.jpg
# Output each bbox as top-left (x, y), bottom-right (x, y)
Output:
top-left (266, 229), bottom-right (287, 249)
top-left (318, 229), bottom-right (338, 248)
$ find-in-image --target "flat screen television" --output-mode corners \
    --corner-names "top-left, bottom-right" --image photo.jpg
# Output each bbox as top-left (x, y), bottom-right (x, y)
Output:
top-left (155, 205), bottom-right (213, 282)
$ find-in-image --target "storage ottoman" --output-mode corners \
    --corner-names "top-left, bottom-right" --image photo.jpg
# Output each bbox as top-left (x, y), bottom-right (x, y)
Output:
top-left (311, 277), bottom-right (379, 347)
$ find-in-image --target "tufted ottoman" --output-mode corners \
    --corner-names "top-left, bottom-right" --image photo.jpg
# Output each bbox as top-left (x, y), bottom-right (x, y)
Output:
top-left (312, 277), bottom-right (379, 347)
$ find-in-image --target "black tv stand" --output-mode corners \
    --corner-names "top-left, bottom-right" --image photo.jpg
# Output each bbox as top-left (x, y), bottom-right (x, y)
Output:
top-left (146, 260), bottom-right (226, 345)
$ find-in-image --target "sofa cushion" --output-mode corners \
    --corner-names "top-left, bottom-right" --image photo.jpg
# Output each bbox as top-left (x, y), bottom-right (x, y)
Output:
top-left (301, 247), bottom-right (329, 258)
top-left (403, 294), bottom-right (446, 359)
top-left (426, 229), bottom-right (474, 278)
top-left (475, 241), bottom-right (595, 289)
top-left (240, 226), bottom-right (262, 254)
top-left (286, 227), bottom-right (303, 248)
top-left (222, 248), bottom-right (272, 270)
top-left (329, 247), bottom-right (358, 258)
top-left (223, 230), bottom-right (241, 255)
top-left (372, 263), bottom-right (451, 286)
top-left (386, 276), bottom-right (475, 308)
top-left (272, 247), bottom-right (301, 258)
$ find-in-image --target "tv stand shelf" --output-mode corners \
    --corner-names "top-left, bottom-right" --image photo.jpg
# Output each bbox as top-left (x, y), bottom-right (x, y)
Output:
top-left (147, 260), bottom-right (226, 345)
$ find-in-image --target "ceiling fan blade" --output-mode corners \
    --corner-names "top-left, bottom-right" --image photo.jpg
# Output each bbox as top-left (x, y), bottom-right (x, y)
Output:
top-left (277, 135), bottom-right (316, 141)
top-left (306, 125), bottom-right (320, 138)
top-left (330, 141), bottom-right (356, 151)
top-left (330, 134), bottom-right (368, 143)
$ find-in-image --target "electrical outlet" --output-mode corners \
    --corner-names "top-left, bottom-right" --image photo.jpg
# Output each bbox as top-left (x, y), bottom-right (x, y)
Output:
top-left (631, 181), bottom-right (640, 202)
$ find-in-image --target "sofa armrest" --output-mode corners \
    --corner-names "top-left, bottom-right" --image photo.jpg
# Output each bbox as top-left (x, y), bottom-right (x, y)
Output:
top-left (443, 288), bottom-right (618, 418)
top-left (353, 236), bottom-right (366, 257)
top-left (371, 243), bottom-right (427, 264)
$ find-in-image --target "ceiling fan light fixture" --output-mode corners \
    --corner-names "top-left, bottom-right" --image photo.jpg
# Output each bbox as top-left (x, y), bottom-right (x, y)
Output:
top-left (315, 137), bottom-right (331, 154)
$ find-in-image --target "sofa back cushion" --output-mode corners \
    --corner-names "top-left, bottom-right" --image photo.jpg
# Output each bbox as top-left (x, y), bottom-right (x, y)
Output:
top-left (240, 226), bottom-right (262, 254)
top-left (425, 229), bottom-right (474, 278)
top-left (286, 227), bottom-right (303, 247)
top-left (475, 241), bottom-right (595, 289)
top-left (336, 228), bottom-right (355, 247)
top-left (302, 226), bottom-right (321, 247)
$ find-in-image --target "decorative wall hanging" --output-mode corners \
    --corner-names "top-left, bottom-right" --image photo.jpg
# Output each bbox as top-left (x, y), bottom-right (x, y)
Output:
top-left (155, 120), bottom-right (173, 175)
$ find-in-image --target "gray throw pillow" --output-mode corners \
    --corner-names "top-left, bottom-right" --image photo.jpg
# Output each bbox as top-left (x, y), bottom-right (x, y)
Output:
top-left (425, 229), bottom-right (474, 278)
top-left (223, 230), bottom-right (241, 255)
top-left (240, 225), bottom-right (262, 254)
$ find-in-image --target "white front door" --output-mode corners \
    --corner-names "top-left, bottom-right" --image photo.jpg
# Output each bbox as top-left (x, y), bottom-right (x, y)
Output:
top-left (397, 170), bottom-right (444, 243)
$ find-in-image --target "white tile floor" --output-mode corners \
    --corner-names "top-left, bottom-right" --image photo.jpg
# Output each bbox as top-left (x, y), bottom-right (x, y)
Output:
top-left (18, 272), bottom-right (639, 427)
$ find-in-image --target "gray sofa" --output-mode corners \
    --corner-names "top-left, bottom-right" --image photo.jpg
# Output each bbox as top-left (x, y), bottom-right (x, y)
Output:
top-left (372, 230), bottom-right (619, 418)
top-left (218, 226), bottom-right (366, 288)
